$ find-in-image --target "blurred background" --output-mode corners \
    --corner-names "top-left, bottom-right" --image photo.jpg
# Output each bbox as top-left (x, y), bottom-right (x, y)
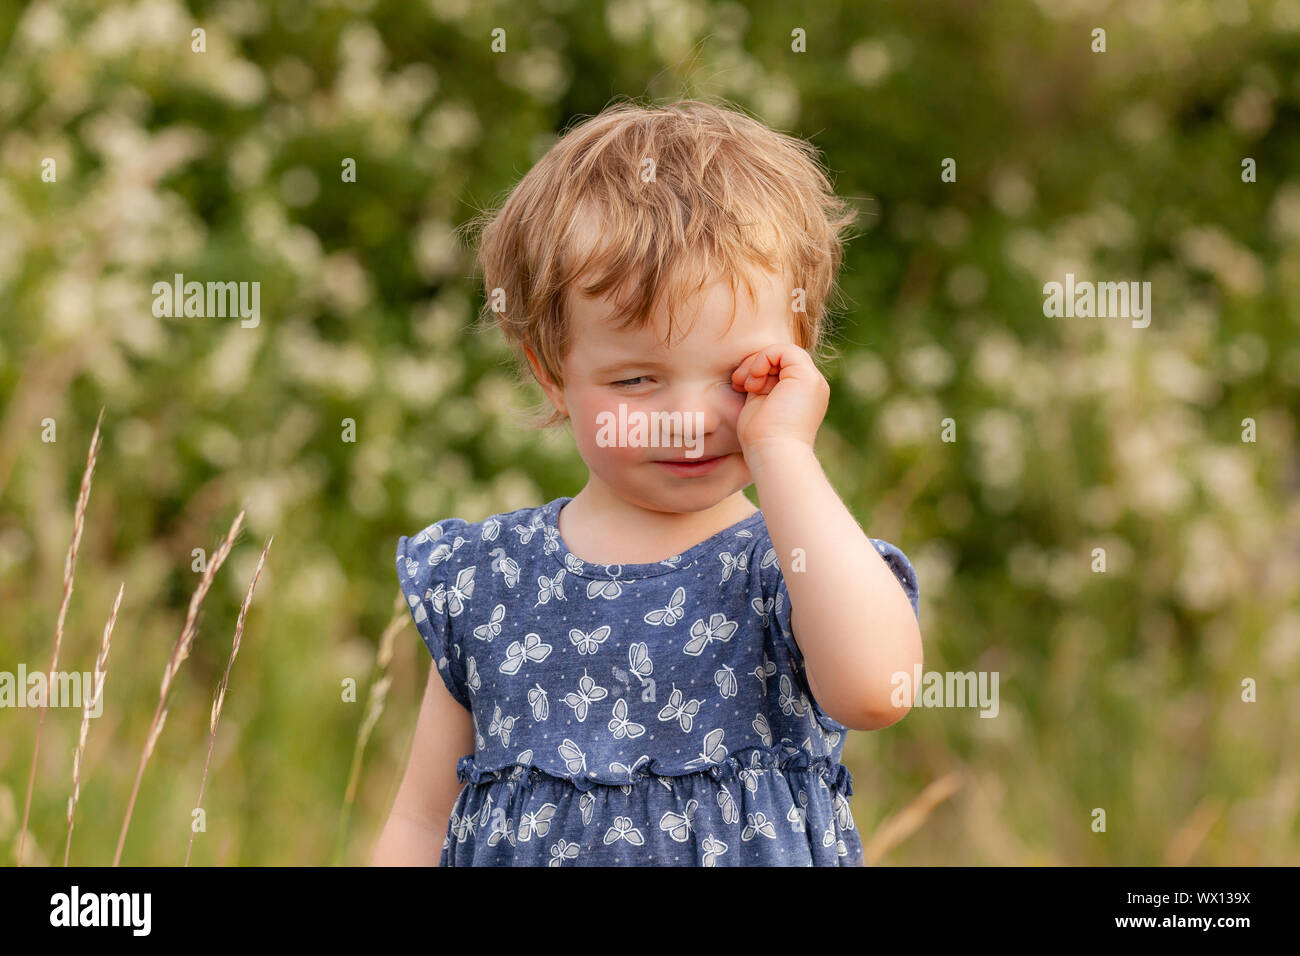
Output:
top-left (1, 0), bottom-right (1297, 866)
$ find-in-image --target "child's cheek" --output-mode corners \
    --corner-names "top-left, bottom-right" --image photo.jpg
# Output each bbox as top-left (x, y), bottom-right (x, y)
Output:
top-left (577, 397), bottom-right (679, 462)
top-left (574, 400), bottom-right (630, 459)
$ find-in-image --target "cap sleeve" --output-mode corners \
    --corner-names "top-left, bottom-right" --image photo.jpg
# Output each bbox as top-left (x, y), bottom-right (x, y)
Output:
top-left (763, 536), bottom-right (921, 670)
top-left (396, 518), bottom-right (475, 712)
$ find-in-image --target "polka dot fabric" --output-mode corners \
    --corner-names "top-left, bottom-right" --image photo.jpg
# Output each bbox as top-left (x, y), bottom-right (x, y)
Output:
top-left (396, 496), bottom-right (920, 866)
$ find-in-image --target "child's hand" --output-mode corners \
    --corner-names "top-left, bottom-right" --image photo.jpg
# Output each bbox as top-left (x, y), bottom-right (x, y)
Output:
top-left (731, 344), bottom-right (829, 466)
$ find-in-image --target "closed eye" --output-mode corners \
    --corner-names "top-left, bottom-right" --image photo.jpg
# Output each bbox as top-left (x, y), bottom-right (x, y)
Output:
top-left (611, 374), bottom-right (736, 388)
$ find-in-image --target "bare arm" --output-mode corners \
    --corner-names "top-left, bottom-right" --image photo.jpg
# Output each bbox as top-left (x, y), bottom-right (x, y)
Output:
top-left (749, 439), bottom-right (923, 731)
top-left (371, 664), bottom-right (475, 866)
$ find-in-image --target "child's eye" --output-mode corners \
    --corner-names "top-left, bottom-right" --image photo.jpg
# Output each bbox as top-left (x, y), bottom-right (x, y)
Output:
top-left (612, 376), bottom-right (649, 388)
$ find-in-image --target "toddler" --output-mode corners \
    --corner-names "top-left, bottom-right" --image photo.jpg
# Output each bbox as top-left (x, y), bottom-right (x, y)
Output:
top-left (375, 98), bottom-right (923, 867)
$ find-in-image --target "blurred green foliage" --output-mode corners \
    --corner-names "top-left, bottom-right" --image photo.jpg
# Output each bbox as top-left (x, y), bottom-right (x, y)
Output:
top-left (1, 0), bottom-right (1297, 865)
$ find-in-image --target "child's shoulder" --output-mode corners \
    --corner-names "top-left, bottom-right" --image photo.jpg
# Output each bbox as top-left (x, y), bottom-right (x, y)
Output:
top-left (410, 498), bottom-right (556, 541)
top-left (396, 499), bottom-right (555, 583)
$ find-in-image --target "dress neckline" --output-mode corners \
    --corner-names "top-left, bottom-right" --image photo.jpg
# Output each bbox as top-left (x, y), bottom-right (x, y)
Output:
top-left (539, 495), bottom-right (766, 581)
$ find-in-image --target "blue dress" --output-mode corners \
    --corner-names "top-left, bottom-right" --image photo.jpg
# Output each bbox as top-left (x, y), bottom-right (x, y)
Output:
top-left (395, 495), bottom-right (920, 866)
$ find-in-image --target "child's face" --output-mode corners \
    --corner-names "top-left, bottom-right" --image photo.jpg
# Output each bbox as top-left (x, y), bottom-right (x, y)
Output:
top-left (534, 266), bottom-right (795, 514)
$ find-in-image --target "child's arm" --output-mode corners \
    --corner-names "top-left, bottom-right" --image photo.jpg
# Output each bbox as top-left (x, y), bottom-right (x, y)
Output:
top-left (750, 439), bottom-right (923, 731)
top-left (734, 344), bottom-right (923, 732)
top-left (371, 665), bottom-right (475, 866)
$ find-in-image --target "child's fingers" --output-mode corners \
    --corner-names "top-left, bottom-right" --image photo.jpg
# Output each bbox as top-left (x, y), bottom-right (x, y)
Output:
top-left (732, 352), bottom-right (776, 391)
top-left (731, 356), bottom-right (756, 390)
top-left (733, 344), bottom-right (812, 393)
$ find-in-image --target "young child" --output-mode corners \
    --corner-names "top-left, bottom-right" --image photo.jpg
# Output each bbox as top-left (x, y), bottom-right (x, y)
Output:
top-left (376, 98), bottom-right (923, 867)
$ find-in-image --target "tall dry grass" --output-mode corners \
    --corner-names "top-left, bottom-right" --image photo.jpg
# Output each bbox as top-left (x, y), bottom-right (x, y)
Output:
top-left (112, 509), bottom-right (246, 866)
top-left (17, 406), bottom-right (103, 867)
top-left (14, 408), bottom-right (410, 867)
top-left (334, 590), bottom-right (407, 865)
top-left (63, 580), bottom-right (123, 866)
top-left (186, 534), bottom-right (272, 866)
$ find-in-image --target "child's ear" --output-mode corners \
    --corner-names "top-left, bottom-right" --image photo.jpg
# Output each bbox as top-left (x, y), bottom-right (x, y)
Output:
top-left (524, 344), bottom-right (568, 417)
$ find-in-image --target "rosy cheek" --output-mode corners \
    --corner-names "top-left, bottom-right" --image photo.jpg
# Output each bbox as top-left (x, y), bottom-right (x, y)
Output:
top-left (573, 403), bottom-right (637, 459)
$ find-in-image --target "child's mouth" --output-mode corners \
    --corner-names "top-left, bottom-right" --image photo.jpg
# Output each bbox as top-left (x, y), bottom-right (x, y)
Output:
top-left (654, 454), bottom-right (726, 477)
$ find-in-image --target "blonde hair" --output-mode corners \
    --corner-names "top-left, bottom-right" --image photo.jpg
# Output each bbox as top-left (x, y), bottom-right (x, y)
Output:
top-left (464, 95), bottom-right (860, 429)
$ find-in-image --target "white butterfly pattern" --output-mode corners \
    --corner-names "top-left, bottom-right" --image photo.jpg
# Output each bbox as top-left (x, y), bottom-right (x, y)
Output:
top-left (833, 790), bottom-right (855, 831)
top-left (718, 550), bottom-right (747, 582)
top-left (659, 798), bottom-right (698, 842)
top-left (518, 803), bottom-right (558, 841)
top-left (488, 548), bottom-right (520, 588)
top-left (787, 789), bottom-right (808, 832)
top-left (535, 569), bottom-right (565, 607)
top-left (603, 816), bottom-right (645, 846)
top-left (428, 536), bottom-right (467, 566)
top-left (608, 697), bottom-right (646, 739)
top-left (549, 840), bottom-right (580, 865)
top-left (499, 632), bottom-right (552, 675)
top-left (512, 514), bottom-right (544, 544)
top-left (609, 754), bottom-right (650, 782)
top-left (737, 751), bottom-right (767, 793)
top-left (486, 811), bottom-right (516, 848)
top-left (398, 498), bottom-right (913, 866)
top-left (657, 685), bottom-right (702, 733)
top-left (527, 683), bottom-right (549, 721)
top-left (741, 811), bottom-right (777, 842)
top-left (586, 574), bottom-right (623, 601)
top-left (405, 590), bottom-right (426, 623)
top-left (448, 809), bottom-right (473, 843)
top-left (683, 727), bottom-right (727, 770)
top-left (643, 586), bottom-right (686, 626)
top-left (717, 784), bottom-right (739, 825)
top-left (702, 835), bottom-right (728, 866)
top-left (558, 738), bottom-right (587, 775)
top-left (628, 642), bottom-right (653, 681)
top-left (714, 664), bottom-right (738, 699)
top-left (488, 704), bottom-right (516, 746)
top-left (822, 821), bottom-right (848, 857)
top-left (430, 566), bottom-right (475, 616)
top-left (568, 624), bottom-right (611, 656)
top-left (472, 603), bottom-right (505, 641)
top-left (778, 674), bottom-right (808, 717)
top-left (563, 670), bottom-right (608, 721)
top-left (751, 654), bottom-right (777, 694)
top-left (683, 613), bottom-right (738, 656)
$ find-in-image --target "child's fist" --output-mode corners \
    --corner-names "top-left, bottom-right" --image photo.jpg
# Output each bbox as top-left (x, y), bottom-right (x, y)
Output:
top-left (731, 344), bottom-right (829, 465)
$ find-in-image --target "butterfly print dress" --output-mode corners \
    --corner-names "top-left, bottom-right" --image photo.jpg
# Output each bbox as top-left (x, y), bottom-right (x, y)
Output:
top-left (396, 495), bottom-right (920, 866)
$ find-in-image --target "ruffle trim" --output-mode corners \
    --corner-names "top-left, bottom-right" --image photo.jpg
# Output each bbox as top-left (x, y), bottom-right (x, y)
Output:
top-left (455, 745), bottom-right (853, 796)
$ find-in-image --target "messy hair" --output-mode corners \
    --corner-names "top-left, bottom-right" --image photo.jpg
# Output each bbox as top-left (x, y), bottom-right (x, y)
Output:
top-left (463, 95), bottom-right (861, 429)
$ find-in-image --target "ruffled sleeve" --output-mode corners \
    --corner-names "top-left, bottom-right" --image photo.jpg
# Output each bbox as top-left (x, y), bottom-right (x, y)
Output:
top-left (396, 517), bottom-right (476, 712)
top-left (761, 536), bottom-right (921, 724)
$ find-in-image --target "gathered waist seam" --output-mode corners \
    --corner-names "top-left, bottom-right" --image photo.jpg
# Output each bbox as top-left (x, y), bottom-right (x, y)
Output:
top-left (455, 745), bottom-right (854, 796)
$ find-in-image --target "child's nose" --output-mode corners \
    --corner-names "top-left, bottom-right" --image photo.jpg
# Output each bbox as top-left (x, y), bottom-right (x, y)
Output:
top-left (658, 383), bottom-right (728, 438)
